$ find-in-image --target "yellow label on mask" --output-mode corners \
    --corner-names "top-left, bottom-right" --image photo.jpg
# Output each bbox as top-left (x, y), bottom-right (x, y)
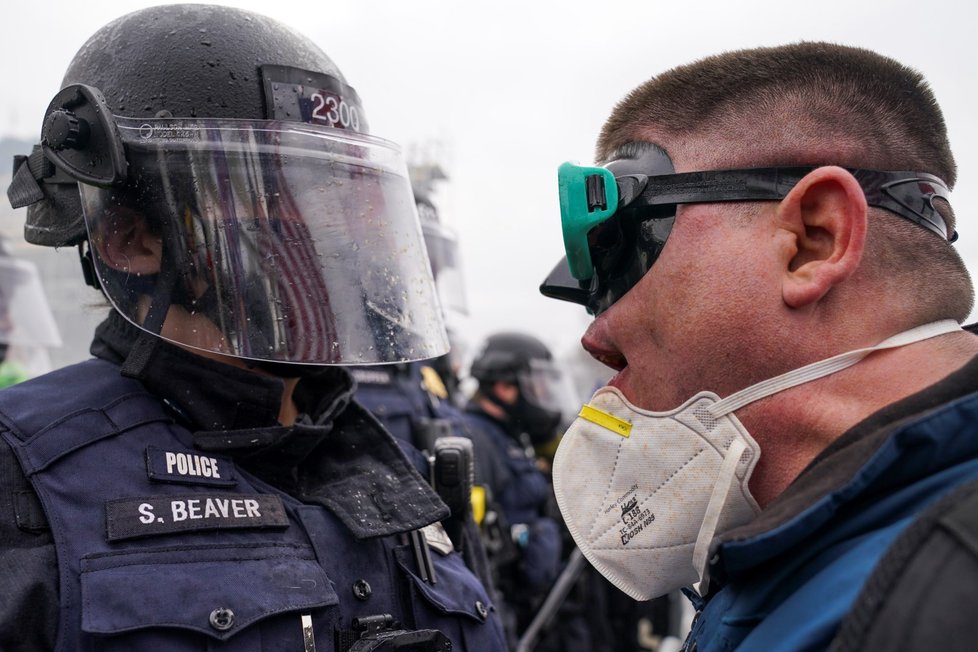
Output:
top-left (579, 404), bottom-right (632, 438)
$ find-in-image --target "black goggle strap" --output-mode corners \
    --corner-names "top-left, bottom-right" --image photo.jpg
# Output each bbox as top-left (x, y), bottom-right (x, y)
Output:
top-left (856, 170), bottom-right (955, 242)
top-left (627, 167), bottom-right (953, 241)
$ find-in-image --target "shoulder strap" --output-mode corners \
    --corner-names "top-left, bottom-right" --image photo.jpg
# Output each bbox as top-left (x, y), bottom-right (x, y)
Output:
top-left (831, 473), bottom-right (978, 651)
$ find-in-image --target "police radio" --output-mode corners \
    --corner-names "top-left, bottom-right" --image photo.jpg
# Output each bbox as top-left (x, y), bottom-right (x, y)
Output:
top-left (432, 436), bottom-right (474, 552)
top-left (412, 417), bottom-right (454, 457)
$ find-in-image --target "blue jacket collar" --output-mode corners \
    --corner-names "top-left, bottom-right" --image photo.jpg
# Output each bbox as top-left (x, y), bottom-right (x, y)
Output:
top-left (713, 354), bottom-right (978, 580)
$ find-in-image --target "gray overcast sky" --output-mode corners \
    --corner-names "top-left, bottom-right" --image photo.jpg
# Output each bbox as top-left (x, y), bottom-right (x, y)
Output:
top-left (2, 0), bottom-right (976, 365)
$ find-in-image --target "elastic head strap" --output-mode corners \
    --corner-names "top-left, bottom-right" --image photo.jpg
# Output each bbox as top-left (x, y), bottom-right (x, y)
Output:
top-left (709, 320), bottom-right (963, 417)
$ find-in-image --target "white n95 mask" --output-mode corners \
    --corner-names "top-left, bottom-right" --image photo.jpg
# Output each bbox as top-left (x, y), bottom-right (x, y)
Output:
top-left (552, 320), bottom-right (962, 601)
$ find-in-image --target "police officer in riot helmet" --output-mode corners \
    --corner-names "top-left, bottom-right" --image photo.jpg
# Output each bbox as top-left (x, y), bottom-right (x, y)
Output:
top-left (413, 166), bottom-right (469, 406)
top-left (350, 180), bottom-right (496, 601)
top-left (352, 170), bottom-right (472, 451)
top-left (463, 332), bottom-right (576, 641)
top-left (468, 333), bottom-right (575, 452)
top-left (0, 5), bottom-right (505, 651)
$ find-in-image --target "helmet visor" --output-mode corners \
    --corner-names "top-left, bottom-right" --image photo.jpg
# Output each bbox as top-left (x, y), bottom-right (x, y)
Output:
top-left (421, 219), bottom-right (468, 318)
top-left (517, 358), bottom-right (580, 418)
top-left (79, 117), bottom-right (448, 364)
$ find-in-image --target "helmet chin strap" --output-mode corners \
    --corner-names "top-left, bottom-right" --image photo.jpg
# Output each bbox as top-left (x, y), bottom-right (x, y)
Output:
top-left (140, 259), bottom-right (178, 336)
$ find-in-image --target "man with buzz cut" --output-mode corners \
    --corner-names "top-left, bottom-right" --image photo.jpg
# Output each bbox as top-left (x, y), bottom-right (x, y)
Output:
top-left (541, 42), bottom-right (978, 651)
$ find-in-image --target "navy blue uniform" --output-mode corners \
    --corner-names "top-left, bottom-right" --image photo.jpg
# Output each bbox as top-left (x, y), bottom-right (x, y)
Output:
top-left (351, 362), bottom-right (498, 601)
top-left (0, 314), bottom-right (506, 651)
top-left (460, 408), bottom-right (561, 590)
top-left (461, 406), bottom-right (562, 647)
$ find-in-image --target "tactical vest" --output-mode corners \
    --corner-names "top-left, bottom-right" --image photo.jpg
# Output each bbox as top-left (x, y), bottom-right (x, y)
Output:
top-left (0, 359), bottom-right (504, 651)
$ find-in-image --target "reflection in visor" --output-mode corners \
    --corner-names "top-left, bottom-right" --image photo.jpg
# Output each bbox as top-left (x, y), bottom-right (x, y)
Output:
top-left (80, 118), bottom-right (448, 365)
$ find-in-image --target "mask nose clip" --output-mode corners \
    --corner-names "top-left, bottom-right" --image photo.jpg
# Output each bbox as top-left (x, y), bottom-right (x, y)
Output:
top-left (41, 83), bottom-right (127, 187)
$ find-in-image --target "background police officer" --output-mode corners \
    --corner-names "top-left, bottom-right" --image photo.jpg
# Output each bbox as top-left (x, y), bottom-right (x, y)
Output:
top-left (0, 5), bottom-right (505, 650)
top-left (461, 332), bottom-right (575, 643)
top-left (350, 173), bottom-right (496, 598)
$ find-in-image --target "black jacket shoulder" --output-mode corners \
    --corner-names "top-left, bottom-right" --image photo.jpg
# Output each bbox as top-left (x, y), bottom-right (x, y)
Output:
top-left (832, 474), bottom-right (978, 651)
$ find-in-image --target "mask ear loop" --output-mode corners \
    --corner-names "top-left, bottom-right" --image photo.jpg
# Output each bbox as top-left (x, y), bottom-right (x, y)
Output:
top-left (692, 437), bottom-right (748, 596)
top-left (708, 319), bottom-right (963, 417)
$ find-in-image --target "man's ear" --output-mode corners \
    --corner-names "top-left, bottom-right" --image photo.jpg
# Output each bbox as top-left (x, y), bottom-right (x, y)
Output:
top-left (778, 166), bottom-right (868, 309)
top-left (92, 211), bottom-right (162, 275)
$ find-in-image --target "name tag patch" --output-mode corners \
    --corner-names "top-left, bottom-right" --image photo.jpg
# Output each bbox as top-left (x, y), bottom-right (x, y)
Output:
top-left (105, 494), bottom-right (289, 541)
top-left (145, 446), bottom-right (236, 487)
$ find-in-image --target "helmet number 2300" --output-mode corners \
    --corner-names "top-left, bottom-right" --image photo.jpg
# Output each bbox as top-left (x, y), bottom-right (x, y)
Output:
top-left (311, 91), bottom-right (362, 132)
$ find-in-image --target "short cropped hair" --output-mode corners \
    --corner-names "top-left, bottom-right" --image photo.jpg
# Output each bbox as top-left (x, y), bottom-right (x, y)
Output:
top-left (598, 42), bottom-right (973, 322)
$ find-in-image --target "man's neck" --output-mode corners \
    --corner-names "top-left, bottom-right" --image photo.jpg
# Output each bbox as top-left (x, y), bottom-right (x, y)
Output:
top-left (741, 330), bottom-right (978, 507)
top-left (277, 377), bottom-right (301, 425)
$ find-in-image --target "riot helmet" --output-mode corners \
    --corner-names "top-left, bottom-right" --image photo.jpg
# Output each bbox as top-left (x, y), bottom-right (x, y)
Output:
top-left (6, 4), bottom-right (448, 366)
top-left (470, 332), bottom-right (577, 445)
top-left (411, 163), bottom-right (467, 322)
top-left (410, 163), bottom-right (468, 402)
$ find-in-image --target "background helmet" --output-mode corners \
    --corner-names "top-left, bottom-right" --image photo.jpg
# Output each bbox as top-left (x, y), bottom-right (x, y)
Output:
top-left (471, 332), bottom-right (555, 385)
top-left (7, 4), bottom-right (448, 365)
top-left (409, 162), bottom-right (469, 402)
top-left (470, 332), bottom-right (578, 445)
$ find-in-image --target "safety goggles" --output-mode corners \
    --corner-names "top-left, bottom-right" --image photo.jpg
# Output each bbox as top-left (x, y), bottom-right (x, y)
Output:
top-left (540, 145), bottom-right (954, 316)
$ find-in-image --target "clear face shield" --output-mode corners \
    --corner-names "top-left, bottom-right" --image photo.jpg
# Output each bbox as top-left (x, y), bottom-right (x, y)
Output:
top-left (517, 358), bottom-right (581, 422)
top-left (418, 200), bottom-right (468, 321)
top-left (79, 117), bottom-right (448, 364)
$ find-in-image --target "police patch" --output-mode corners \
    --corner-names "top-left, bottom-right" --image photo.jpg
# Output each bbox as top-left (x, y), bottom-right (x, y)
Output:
top-left (421, 522), bottom-right (454, 556)
top-left (105, 494), bottom-right (289, 541)
top-left (145, 446), bottom-right (236, 487)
